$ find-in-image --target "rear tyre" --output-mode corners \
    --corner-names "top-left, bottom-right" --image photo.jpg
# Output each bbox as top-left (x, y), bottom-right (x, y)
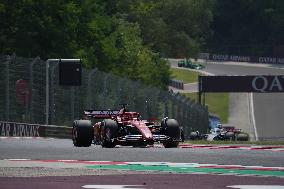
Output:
top-left (225, 131), bottom-right (235, 140)
top-left (236, 133), bottom-right (249, 141)
top-left (101, 119), bottom-right (118, 148)
top-left (189, 131), bottom-right (199, 140)
top-left (72, 120), bottom-right (93, 147)
top-left (163, 140), bottom-right (179, 148)
top-left (161, 119), bottom-right (181, 148)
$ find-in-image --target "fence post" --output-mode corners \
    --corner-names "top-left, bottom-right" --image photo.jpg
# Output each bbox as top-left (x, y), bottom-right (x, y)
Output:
top-left (70, 87), bottom-right (75, 121)
top-left (103, 75), bottom-right (109, 107)
top-left (45, 60), bottom-right (50, 125)
top-left (176, 93), bottom-right (181, 124)
top-left (164, 92), bottom-right (168, 117)
top-left (86, 69), bottom-right (97, 109)
top-left (181, 95), bottom-right (187, 135)
top-left (5, 56), bottom-right (11, 121)
top-left (29, 57), bottom-right (41, 123)
top-left (130, 80), bottom-right (135, 111)
top-left (170, 91), bottom-right (176, 119)
top-left (185, 100), bottom-right (192, 139)
top-left (50, 63), bottom-right (58, 124)
top-left (117, 78), bottom-right (124, 105)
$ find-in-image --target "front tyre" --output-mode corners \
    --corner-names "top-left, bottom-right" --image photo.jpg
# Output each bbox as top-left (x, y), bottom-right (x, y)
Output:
top-left (163, 140), bottom-right (179, 148)
top-left (72, 120), bottom-right (93, 147)
top-left (101, 119), bottom-right (118, 148)
top-left (161, 119), bottom-right (181, 148)
top-left (225, 131), bottom-right (235, 140)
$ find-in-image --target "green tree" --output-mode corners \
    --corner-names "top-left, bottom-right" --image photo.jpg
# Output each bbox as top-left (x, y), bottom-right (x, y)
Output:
top-left (117, 0), bottom-right (215, 58)
top-left (209, 0), bottom-right (284, 56)
top-left (0, 0), bottom-right (170, 88)
top-left (0, 0), bottom-right (82, 58)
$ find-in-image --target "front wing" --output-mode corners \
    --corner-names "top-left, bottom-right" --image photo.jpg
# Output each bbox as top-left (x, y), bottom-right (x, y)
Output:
top-left (115, 134), bottom-right (181, 143)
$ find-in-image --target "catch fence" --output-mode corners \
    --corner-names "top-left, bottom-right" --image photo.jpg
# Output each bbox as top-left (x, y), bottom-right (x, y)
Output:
top-left (0, 55), bottom-right (208, 138)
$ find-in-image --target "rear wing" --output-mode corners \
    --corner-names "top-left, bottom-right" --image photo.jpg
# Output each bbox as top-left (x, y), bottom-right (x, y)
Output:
top-left (83, 110), bottom-right (120, 119)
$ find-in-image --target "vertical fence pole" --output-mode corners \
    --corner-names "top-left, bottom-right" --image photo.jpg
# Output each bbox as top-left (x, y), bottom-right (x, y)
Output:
top-left (45, 60), bottom-right (50, 125)
top-left (172, 93), bottom-right (176, 119)
top-left (181, 96), bottom-right (187, 135)
top-left (87, 69), bottom-right (97, 109)
top-left (50, 63), bottom-right (58, 124)
top-left (202, 92), bottom-right (206, 106)
top-left (29, 57), bottom-right (40, 123)
top-left (130, 80), bottom-right (135, 111)
top-left (5, 56), bottom-right (11, 121)
top-left (71, 87), bottom-right (75, 121)
top-left (198, 75), bottom-right (202, 104)
top-left (103, 75), bottom-right (108, 107)
top-left (164, 94), bottom-right (168, 118)
top-left (186, 100), bottom-right (192, 139)
top-left (29, 59), bottom-right (34, 123)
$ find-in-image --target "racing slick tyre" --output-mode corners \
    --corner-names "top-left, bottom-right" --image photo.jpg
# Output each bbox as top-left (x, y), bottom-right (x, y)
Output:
top-left (101, 119), bottom-right (118, 148)
top-left (72, 120), bottom-right (94, 147)
top-left (225, 131), bottom-right (235, 140)
top-left (161, 119), bottom-right (181, 148)
top-left (236, 133), bottom-right (249, 141)
top-left (189, 131), bottom-right (199, 140)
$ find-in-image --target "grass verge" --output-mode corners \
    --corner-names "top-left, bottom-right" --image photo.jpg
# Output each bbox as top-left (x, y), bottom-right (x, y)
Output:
top-left (171, 68), bottom-right (229, 123)
top-left (183, 93), bottom-right (229, 123)
top-left (171, 68), bottom-right (199, 83)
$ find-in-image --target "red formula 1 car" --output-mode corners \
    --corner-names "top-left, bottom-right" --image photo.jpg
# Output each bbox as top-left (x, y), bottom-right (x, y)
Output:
top-left (72, 105), bottom-right (182, 148)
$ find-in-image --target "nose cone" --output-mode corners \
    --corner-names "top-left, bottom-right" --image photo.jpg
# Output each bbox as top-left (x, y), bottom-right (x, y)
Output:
top-left (133, 121), bottom-right (153, 139)
top-left (144, 131), bottom-right (153, 139)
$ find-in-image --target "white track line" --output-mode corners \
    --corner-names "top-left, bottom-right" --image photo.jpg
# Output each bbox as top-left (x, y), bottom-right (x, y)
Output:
top-left (249, 93), bottom-right (258, 141)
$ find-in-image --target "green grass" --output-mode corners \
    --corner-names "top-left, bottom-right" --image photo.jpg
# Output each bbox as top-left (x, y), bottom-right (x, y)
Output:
top-left (171, 68), bottom-right (199, 83)
top-left (171, 68), bottom-right (229, 123)
top-left (183, 93), bottom-right (229, 123)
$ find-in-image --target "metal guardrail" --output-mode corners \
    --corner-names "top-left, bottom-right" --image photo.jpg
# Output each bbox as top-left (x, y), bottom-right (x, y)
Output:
top-left (45, 125), bottom-right (72, 139)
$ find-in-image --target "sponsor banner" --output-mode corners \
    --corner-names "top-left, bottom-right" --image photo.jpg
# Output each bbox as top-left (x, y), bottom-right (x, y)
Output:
top-left (199, 75), bottom-right (284, 93)
top-left (257, 57), bottom-right (284, 64)
top-left (0, 121), bottom-right (45, 137)
top-left (203, 53), bottom-right (284, 64)
top-left (210, 54), bottom-right (251, 62)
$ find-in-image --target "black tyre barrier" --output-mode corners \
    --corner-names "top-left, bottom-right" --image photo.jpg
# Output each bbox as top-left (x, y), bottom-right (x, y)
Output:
top-left (162, 119), bottom-right (181, 148)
